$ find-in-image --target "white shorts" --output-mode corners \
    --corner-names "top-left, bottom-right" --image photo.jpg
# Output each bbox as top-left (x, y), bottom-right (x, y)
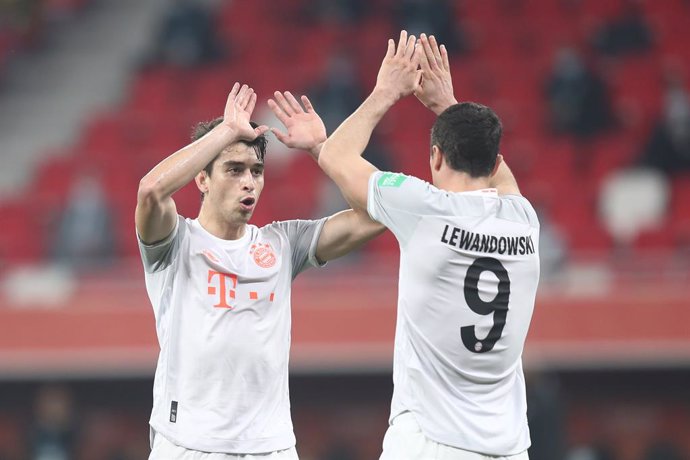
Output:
top-left (149, 432), bottom-right (299, 460)
top-left (379, 412), bottom-right (529, 460)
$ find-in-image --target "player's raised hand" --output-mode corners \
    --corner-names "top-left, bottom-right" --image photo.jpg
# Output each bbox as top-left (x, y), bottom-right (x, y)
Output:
top-left (375, 30), bottom-right (422, 102)
top-left (268, 91), bottom-right (327, 158)
top-left (414, 34), bottom-right (457, 115)
top-left (222, 82), bottom-right (269, 141)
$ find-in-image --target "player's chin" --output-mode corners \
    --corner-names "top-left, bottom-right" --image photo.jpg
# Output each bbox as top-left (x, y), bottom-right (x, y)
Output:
top-left (236, 207), bottom-right (255, 222)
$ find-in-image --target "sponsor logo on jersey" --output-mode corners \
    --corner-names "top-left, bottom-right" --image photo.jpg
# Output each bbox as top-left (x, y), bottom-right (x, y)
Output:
top-left (207, 268), bottom-right (277, 308)
top-left (250, 243), bottom-right (276, 268)
top-left (378, 172), bottom-right (407, 188)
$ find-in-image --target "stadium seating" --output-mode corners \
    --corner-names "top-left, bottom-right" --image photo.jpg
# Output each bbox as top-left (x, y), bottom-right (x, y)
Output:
top-left (1, 0), bottom-right (689, 264)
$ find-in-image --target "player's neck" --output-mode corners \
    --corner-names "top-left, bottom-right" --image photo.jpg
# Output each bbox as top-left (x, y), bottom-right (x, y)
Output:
top-left (434, 171), bottom-right (492, 194)
top-left (198, 208), bottom-right (247, 240)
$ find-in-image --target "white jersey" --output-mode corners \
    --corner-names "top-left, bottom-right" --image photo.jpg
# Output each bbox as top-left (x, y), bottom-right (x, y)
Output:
top-left (138, 216), bottom-right (326, 454)
top-left (367, 172), bottom-right (540, 456)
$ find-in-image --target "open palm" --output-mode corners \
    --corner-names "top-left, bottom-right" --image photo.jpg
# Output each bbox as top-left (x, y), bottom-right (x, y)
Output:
top-left (223, 83), bottom-right (267, 141)
top-left (268, 91), bottom-right (327, 150)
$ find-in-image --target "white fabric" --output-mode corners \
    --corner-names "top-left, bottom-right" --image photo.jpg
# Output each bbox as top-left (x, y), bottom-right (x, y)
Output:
top-left (368, 172), bottom-right (540, 456)
top-left (139, 216), bottom-right (326, 454)
top-left (149, 432), bottom-right (299, 460)
top-left (380, 412), bottom-right (530, 460)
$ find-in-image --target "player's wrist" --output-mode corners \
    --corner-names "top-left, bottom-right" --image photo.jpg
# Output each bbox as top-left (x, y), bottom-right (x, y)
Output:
top-left (212, 123), bottom-right (243, 145)
top-left (372, 85), bottom-right (402, 105)
top-left (430, 97), bottom-right (458, 115)
top-left (309, 141), bottom-right (324, 160)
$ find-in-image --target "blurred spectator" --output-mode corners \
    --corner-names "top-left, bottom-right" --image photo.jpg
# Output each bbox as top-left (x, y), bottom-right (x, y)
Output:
top-left (395, 0), bottom-right (468, 54)
top-left (642, 441), bottom-right (684, 460)
top-left (638, 73), bottom-right (690, 175)
top-left (310, 51), bottom-right (363, 133)
top-left (592, 0), bottom-right (653, 56)
top-left (535, 208), bottom-right (568, 281)
top-left (322, 441), bottom-right (357, 460)
top-left (53, 171), bottom-right (115, 268)
top-left (566, 444), bottom-right (617, 460)
top-left (27, 385), bottom-right (77, 460)
top-left (0, 0), bottom-right (43, 70)
top-left (149, 0), bottom-right (223, 68)
top-left (545, 47), bottom-right (615, 138)
top-left (307, 0), bottom-right (367, 25)
top-left (599, 167), bottom-right (669, 248)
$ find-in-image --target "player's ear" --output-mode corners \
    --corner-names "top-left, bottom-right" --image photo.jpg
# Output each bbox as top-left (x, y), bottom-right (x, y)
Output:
top-left (430, 145), bottom-right (444, 172)
top-left (195, 170), bottom-right (209, 196)
top-left (491, 154), bottom-right (503, 177)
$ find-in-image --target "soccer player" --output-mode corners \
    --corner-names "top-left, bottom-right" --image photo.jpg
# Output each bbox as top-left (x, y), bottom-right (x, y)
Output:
top-left (136, 83), bottom-right (384, 459)
top-left (316, 31), bottom-right (540, 459)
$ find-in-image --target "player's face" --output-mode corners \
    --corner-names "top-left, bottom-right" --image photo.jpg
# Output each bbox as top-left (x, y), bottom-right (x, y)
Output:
top-left (205, 143), bottom-right (264, 225)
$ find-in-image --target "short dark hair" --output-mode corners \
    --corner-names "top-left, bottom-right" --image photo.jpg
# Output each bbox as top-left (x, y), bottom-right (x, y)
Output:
top-left (430, 102), bottom-right (502, 178)
top-left (192, 117), bottom-right (268, 177)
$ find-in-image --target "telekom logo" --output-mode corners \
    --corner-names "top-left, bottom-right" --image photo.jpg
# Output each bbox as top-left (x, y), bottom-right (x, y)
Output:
top-left (207, 270), bottom-right (237, 309)
top-left (207, 269), bottom-right (275, 309)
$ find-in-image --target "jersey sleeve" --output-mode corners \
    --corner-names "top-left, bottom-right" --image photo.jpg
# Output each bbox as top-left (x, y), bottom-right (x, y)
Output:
top-left (502, 195), bottom-right (541, 229)
top-left (273, 218), bottom-right (328, 279)
top-left (367, 171), bottom-right (430, 245)
top-left (137, 215), bottom-right (186, 273)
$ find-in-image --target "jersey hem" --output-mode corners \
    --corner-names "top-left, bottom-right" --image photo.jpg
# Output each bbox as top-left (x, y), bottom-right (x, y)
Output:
top-left (393, 409), bottom-right (531, 457)
top-left (149, 423), bottom-right (297, 455)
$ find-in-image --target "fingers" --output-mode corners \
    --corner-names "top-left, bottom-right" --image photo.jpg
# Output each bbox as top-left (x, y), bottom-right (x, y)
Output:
top-left (267, 98), bottom-right (290, 125)
top-left (415, 69), bottom-right (424, 90)
top-left (395, 30), bottom-right (408, 57)
top-left (270, 127), bottom-right (288, 143)
top-left (225, 82), bottom-right (249, 115)
top-left (229, 82), bottom-right (240, 97)
top-left (440, 43), bottom-right (450, 71)
top-left (393, 30), bottom-right (417, 61)
top-left (273, 91), bottom-right (298, 116)
top-left (235, 84), bottom-right (253, 111)
top-left (386, 38), bottom-right (395, 58)
top-left (254, 124), bottom-right (270, 137)
top-left (246, 92), bottom-right (257, 115)
top-left (301, 95), bottom-right (315, 112)
top-left (405, 33), bottom-right (416, 59)
top-left (429, 35), bottom-right (443, 64)
top-left (284, 91), bottom-right (303, 114)
top-left (419, 34), bottom-right (434, 71)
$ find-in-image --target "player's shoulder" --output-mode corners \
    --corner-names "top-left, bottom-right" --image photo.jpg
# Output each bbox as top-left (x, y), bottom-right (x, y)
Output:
top-left (372, 171), bottom-right (431, 190)
top-left (261, 219), bottom-right (323, 237)
top-left (496, 194), bottom-right (540, 228)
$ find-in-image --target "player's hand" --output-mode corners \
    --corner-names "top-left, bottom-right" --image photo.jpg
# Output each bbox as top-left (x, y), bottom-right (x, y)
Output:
top-left (374, 30), bottom-right (422, 103)
top-left (222, 82), bottom-right (269, 141)
top-left (414, 34), bottom-right (457, 115)
top-left (268, 91), bottom-right (327, 159)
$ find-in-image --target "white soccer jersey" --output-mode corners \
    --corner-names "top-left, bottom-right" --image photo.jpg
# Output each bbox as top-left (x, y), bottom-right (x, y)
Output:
top-left (138, 216), bottom-right (326, 454)
top-left (368, 172), bottom-right (540, 456)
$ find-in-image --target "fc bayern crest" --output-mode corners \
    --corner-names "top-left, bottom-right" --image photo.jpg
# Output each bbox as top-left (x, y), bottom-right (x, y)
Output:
top-left (251, 243), bottom-right (277, 268)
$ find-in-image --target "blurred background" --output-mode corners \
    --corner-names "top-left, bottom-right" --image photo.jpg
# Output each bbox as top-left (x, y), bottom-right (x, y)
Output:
top-left (0, 0), bottom-right (689, 458)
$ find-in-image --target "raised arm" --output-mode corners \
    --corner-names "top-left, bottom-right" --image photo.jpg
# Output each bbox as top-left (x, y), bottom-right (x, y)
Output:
top-left (268, 89), bottom-right (386, 262)
top-left (490, 154), bottom-right (521, 196)
top-left (136, 83), bottom-right (267, 244)
top-left (317, 30), bottom-right (421, 212)
top-left (415, 33), bottom-right (458, 115)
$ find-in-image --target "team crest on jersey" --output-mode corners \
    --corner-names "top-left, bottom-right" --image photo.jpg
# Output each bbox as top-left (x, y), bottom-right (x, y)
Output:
top-left (250, 243), bottom-right (276, 268)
